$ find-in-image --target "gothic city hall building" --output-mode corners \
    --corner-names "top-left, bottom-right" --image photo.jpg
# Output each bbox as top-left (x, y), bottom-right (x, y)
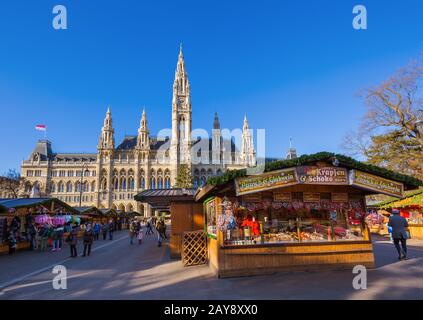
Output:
top-left (20, 47), bottom-right (256, 216)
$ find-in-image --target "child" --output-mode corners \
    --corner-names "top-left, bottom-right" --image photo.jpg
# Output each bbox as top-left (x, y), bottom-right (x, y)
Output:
top-left (137, 227), bottom-right (144, 245)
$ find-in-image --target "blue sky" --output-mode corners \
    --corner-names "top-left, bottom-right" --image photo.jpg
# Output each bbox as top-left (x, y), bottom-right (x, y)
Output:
top-left (0, 0), bottom-right (422, 173)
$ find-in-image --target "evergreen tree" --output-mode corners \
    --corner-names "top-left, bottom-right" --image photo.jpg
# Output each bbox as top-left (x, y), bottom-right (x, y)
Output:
top-left (174, 164), bottom-right (193, 188)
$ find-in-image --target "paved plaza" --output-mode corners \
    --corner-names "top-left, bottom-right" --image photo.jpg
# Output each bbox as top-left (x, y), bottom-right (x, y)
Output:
top-left (1, 229), bottom-right (422, 300)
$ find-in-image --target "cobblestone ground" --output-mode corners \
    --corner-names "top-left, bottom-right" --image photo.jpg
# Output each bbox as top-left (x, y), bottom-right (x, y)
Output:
top-left (1, 231), bottom-right (422, 300)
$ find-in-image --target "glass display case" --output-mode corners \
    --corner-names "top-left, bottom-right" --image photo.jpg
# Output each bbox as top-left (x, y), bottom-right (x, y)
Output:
top-left (207, 198), bottom-right (368, 246)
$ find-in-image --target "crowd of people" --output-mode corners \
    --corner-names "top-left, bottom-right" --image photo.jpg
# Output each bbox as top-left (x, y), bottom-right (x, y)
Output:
top-left (128, 217), bottom-right (167, 247)
top-left (5, 215), bottom-right (169, 256)
top-left (6, 217), bottom-right (118, 257)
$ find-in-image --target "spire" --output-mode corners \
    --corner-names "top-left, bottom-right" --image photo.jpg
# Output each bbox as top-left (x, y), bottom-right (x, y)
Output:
top-left (137, 108), bottom-right (150, 150)
top-left (174, 44), bottom-right (189, 96)
top-left (243, 114), bottom-right (249, 130)
top-left (98, 107), bottom-right (115, 150)
top-left (241, 115), bottom-right (255, 167)
top-left (213, 112), bottom-right (220, 129)
top-left (140, 108), bottom-right (148, 130)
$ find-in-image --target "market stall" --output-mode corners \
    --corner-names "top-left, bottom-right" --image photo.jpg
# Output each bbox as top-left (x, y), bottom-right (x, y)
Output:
top-left (195, 153), bottom-right (422, 277)
top-left (74, 206), bottom-right (104, 224)
top-left (135, 188), bottom-right (203, 259)
top-left (377, 189), bottom-right (423, 240)
top-left (0, 198), bottom-right (79, 254)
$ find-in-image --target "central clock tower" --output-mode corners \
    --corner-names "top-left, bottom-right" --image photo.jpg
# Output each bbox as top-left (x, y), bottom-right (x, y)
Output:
top-left (170, 44), bottom-right (192, 184)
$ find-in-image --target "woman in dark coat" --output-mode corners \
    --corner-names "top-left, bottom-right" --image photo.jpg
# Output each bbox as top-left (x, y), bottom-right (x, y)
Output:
top-left (82, 224), bottom-right (94, 257)
top-left (69, 225), bottom-right (79, 258)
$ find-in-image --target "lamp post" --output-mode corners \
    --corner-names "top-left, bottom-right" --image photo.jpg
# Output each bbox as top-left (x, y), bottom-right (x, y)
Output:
top-left (79, 163), bottom-right (88, 207)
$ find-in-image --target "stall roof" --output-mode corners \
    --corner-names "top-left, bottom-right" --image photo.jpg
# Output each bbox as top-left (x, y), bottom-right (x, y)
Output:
top-left (73, 206), bottom-right (103, 216)
top-left (135, 188), bottom-right (196, 208)
top-left (100, 208), bottom-right (118, 216)
top-left (0, 197), bottom-right (79, 214)
top-left (376, 189), bottom-right (423, 209)
top-left (207, 152), bottom-right (422, 189)
top-left (196, 152), bottom-right (423, 202)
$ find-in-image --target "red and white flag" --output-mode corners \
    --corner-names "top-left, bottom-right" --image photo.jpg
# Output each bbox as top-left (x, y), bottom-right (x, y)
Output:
top-left (35, 124), bottom-right (47, 131)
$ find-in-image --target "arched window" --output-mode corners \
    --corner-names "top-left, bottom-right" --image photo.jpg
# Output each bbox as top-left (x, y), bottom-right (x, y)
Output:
top-left (141, 177), bottom-right (145, 189)
top-left (66, 181), bottom-right (72, 193)
top-left (194, 177), bottom-right (199, 189)
top-left (151, 177), bottom-right (156, 189)
top-left (84, 170), bottom-right (90, 177)
top-left (200, 176), bottom-right (206, 187)
top-left (120, 177), bottom-right (127, 190)
top-left (25, 182), bottom-right (32, 193)
top-left (113, 177), bottom-right (118, 190)
top-left (101, 178), bottom-right (107, 191)
top-left (82, 181), bottom-right (88, 192)
top-left (91, 181), bottom-right (95, 192)
top-left (216, 169), bottom-right (222, 176)
top-left (75, 181), bottom-right (81, 192)
top-left (165, 177), bottom-right (171, 189)
top-left (58, 181), bottom-right (65, 193)
top-left (128, 177), bottom-right (135, 190)
top-left (50, 182), bottom-right (56, 193)
top-left (158, 177), bottom-right (163, 189)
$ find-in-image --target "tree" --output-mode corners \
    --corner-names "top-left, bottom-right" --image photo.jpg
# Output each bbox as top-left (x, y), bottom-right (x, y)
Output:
top-left (174, 164), bottom-right (193, 188)
top-left (363, 55), bottom-right (423, 146)
top-left (343, 53), bottom-right (423, 180)
top-left (0, 169), bottom-right (26, 198)
top-left (364, 131), bottom-right (423, 180)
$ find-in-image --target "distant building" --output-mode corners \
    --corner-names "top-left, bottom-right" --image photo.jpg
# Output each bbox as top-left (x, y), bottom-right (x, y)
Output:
top-left (20, 46), bottom-right (256, 216)
top-left (286, 138), bottom-right (298, 160)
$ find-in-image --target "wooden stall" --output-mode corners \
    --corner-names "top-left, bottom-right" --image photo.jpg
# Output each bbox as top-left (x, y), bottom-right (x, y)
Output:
top-left (377, 189), bottom-right (423, 240)
top-left (0, 198), bottom-right (79, 254)
top-left (135, 189), bottom-right (204, 259)
top-left (195, 153), bottom-right (422, 278)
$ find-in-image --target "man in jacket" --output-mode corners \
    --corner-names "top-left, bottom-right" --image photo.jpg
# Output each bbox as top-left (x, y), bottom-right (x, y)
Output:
top-left (156, 218), bottom-right (166, 247)
top-left (93, 222), bottom-right (101, 241)
top-left (82, 224), bottom-right (94, 257)
top-left (108, 220), bottom-right (114, 240)
top-left (101, 222), bottom-right (108, 240)
top-left (69, 225), bottom-right (79, 258)
top-left (129, 221), bottom-right (137, 245)
top-left (388, 209), bottom-right (409, 260)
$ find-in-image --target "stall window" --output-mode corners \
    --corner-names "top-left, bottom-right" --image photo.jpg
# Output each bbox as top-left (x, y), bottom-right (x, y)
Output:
top-left (218, 194), bottom-right (366, 246)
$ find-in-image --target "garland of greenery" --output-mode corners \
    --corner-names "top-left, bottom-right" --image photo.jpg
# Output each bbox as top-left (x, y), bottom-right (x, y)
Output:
top-left (207, 152), bottom-right (423, 188)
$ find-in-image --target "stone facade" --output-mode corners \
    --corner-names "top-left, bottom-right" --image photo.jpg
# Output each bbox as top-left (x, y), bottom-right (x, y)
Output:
top-left (20, 46), bottom-right (256, 216)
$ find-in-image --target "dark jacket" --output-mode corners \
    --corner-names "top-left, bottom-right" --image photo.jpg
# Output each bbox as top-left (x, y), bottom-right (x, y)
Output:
top-left (388, 214), bottom-right (409, 239)
top-left (70, 229), bottom-right (79, 245)
top-left (83, 230), bottom-right (94, 244)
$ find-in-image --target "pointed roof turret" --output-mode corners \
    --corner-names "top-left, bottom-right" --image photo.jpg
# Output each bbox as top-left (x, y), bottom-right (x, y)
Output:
top-left (213, 112), bottom-right (220, 130)
top-left (243, 114), bottom-right (249, 130)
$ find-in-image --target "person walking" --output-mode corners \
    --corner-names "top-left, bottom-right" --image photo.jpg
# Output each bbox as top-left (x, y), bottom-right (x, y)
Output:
top-left (129, 221), bottom-right (137, 245)
top-left (101, 222), bottom-right (108, 240)
top-left (27, 221), bottom-right (37, 250)
top-left (38, 223), bottom-right (49, 252)
top-left (108, 220), bottom-right (114, 240)
top-left (51, 225), bottom-right (63, 252)
top-left (82, 224), bottom-right (94, 257)
top-left (7, 231), bottom-right (17, 255)
top-left (137, 225), bottom-right (144, 245)
top-left (69, 225), bottom-right (79, 258)
top-left (146, 219), bottom-right (154, 235)
top-left (155, 218), bottom-right (166, 247)
top-left (388, 208), bottom-right (410, 260)
top-left (93, 222), bottom-right (100, 241)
